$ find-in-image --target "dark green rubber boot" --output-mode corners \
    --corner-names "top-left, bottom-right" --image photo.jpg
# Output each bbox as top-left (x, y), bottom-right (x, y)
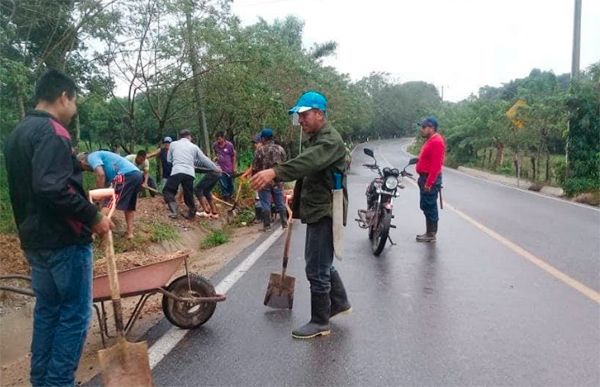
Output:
top-left (330, 270), bottom-right (352, 318)
top-left (292, 293), bottom-right (331, 339)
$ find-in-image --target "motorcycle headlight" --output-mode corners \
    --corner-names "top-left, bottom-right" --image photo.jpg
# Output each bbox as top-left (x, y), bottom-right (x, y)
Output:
top-left (384, 176), bottom-right (398, 190)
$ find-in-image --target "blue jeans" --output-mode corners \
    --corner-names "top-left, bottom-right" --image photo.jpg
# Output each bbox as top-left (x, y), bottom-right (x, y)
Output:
top-left (218, 174), bottom-right (234, 199)
top-left (305, 217), bottom-right (338, 294)
top-left (418, 174), bottom-right (442, 222)
top-left (25, 244), bottom-right (93, 387)
top-left (258, 184), bottom-right (286, 213)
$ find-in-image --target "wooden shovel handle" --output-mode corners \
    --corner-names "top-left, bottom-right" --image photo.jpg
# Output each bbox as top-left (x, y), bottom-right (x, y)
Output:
top-left (105, 230), bottom-right (125, 336)
top-left (281, 201), bottom-right (294, 277)
top-left (89, 189), bottom-right (125, 337)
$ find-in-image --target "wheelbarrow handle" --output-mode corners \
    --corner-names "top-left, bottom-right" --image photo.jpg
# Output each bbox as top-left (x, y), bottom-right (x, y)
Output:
top-left (89, 188), bottom-right (117, 219)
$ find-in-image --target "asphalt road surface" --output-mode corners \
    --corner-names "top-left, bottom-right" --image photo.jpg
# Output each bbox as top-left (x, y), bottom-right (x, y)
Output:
top-left (137, 139), bottom-right (600, 386)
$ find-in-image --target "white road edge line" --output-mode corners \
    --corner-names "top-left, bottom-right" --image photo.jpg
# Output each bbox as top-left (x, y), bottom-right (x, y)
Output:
top-left (445, 165), bottom-right (600, 212)
top-left (148, 227), bottom-right (285, 369)
top-left (377, 146), bottom-right (600, 304)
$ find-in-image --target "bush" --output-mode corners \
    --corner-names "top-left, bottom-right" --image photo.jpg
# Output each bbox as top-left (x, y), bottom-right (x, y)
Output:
top-left (563, 177), bottom-right (600, 196)
top-left (552, 158), bottom-right (567, 185)
top-left (201, 229), bottom-right (229, 249)
top-left (150, 222), bottom-right (178, 243)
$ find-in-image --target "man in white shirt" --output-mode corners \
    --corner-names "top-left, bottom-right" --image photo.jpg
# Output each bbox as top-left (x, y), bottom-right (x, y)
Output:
top-left (163, 129), bottom-right (219, 219)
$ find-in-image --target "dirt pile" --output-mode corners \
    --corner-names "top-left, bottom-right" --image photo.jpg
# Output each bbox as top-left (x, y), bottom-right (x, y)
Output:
top-left (93, 250), bottom-right (191, 276)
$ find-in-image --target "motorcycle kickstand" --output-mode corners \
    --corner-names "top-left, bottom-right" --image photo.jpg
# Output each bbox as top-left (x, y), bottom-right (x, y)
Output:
top-left (388, 235), bottom-right (397, 246)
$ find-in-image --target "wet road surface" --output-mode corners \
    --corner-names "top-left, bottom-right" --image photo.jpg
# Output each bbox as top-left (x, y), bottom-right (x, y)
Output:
top-left (147, 139), bottom-right (600, 386)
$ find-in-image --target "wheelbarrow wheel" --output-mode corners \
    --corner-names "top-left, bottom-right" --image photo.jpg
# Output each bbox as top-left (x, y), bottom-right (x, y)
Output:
top-left (162, 274), bottom-right (217, 329)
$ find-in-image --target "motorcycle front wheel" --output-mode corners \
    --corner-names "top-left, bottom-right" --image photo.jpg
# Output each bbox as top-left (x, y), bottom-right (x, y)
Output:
top-left (372, 211), bottom-right (391, 256)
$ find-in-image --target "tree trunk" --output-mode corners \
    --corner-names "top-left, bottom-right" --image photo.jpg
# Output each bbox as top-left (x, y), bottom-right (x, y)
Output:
top-left (185, 4), bottom-right (211, 157)
top-left (494, 142), bottom-right (504, 170)
top-left (530, 156), bottom-right (537, 181)
top-left (16, 91), bottom-right (26, 120)
top-left (513, 153), bottom-right (520, 181)
top-left (545, 152), bottom-right (551, 183)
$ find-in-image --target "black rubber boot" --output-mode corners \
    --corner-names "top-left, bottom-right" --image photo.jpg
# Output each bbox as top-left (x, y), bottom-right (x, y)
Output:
top-left (416, 219), bottom-right (436, 242)
top-left (262, 209), bottom-right (272, 231)
top-left (254, 206), bottom-right (262, 224)
top-left (167, 201), bottom-right (178, 219)
top-left (330, 270), bottom-right (351, 318)
top-left (183, 208), bottom-right (196, 220)
top-left (279, 209), bottom-right (288, 228)
top-left (292, 293), bottom-right (331, 339)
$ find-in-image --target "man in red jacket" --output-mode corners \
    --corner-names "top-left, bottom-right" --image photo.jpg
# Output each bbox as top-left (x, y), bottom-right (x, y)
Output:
top-left (415, 117), bottom-right (445, 242)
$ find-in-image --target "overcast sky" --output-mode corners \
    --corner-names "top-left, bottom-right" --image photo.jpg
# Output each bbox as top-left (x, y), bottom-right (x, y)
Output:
top-left (231, 0), bottom-right (600, 102)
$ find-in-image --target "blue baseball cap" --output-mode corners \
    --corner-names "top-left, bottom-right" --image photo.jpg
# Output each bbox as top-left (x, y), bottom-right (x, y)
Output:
top-left (260, 128), bottom-right (273, 138)
top-left (163, 136), bottom-right (173, 143)
top-left (288, 91), bottom-right (327, 115)
top-left (419, 117), bottom-right (438, 129)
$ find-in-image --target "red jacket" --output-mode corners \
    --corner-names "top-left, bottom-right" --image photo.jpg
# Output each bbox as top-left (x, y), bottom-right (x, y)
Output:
top-left (416, 133), bottom-right (446, 188)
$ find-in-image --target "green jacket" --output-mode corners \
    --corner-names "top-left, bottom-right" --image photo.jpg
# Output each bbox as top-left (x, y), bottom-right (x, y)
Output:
top-left (274, 124), bottom-right (348, 224)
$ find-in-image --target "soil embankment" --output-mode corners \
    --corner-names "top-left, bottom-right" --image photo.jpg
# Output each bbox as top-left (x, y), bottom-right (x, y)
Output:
top-left (0, 196), bottom-right (263, 386)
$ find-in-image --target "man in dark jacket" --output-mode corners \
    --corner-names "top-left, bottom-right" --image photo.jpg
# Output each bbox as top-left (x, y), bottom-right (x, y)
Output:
top-left (4, 69), bottom-right (112, 386)
top-left (251, 91), bottom-right (351, 339)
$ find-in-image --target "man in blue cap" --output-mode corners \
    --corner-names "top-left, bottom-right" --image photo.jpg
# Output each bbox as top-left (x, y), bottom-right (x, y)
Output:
top-left (251, 128), bottom-right (287, 230)
top-left (251, 91), bottom-right (351, 339)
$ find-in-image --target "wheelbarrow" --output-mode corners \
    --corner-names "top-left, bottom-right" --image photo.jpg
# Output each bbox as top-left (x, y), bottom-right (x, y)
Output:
top-left (93, 250), bottom-right (225, 347)
top-left (0, 252), bottom-right (226, 348)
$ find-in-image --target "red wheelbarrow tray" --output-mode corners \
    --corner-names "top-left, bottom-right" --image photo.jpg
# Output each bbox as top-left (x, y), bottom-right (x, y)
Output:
top-left (92, 253), bottom-right (187, 302)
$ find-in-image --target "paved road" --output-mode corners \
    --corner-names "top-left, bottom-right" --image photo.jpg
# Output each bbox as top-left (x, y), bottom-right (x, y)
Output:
top-left (149, 139), bottom-right (599, 386)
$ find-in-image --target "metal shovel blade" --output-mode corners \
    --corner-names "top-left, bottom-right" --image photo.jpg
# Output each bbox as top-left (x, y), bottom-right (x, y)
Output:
top-left (98, 338), bottom-right (153, 387)
top-left (263, 272), bottom-right (295, 309)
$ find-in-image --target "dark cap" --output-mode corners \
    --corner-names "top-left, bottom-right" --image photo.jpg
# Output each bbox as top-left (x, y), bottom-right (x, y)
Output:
top-left (419, 117), bottom-right (438, 129)
top-left (251, 133), bottom-right (262, 143)
top-left (260, 128), bottom-right (273, 138)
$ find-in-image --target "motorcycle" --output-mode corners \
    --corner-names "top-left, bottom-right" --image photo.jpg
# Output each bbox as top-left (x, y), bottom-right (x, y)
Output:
top-left (355, 148), bottom-right (417, 255)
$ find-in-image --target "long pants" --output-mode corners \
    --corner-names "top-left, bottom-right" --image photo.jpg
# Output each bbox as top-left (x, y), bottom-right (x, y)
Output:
top-left (418, 174), bottom-right (442, 222)
top-left (304, 216), bottom-right (338, 294)
top-left (25, 244), bottom-right (93, 387)
top-left (164, 173), bottom-right (196, 213)
top-left (258, 184), bottom-right (286, 214)
top-left (218, 174), bottom-right (234, 199)
top-left (194, 171), bottom-right (221, 202)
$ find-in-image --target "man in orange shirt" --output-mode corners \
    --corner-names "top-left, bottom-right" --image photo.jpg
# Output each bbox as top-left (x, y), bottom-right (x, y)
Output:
top-left (415, 117), bottom-right (445, 242)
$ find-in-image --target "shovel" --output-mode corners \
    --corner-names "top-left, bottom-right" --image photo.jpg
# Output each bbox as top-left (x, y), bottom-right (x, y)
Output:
top-left (89, 188), bottom-right (153, 387)
top-left (142, 185), bottom-right (162, 196)
top-left (228, 178), bottom-right (245, 215)
top-left (263, 202), bottom-right (296, 309)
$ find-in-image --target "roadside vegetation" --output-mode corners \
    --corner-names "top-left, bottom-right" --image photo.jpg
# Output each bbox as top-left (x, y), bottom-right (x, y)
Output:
top-left (410, 64), bottom-right (599, 201)
top-left (1, 0), bottom-right (599, 241)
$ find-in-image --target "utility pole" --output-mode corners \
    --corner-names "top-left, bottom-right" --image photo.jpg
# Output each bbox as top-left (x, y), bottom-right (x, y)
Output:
top-left (566, 0), bottom-right (582, 174)
top-left (571, 0), bottom-right (582, 78)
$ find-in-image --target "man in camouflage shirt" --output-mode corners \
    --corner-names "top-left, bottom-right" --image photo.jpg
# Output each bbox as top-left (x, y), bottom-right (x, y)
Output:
top-left (252, 128), bottom-right (287, 230)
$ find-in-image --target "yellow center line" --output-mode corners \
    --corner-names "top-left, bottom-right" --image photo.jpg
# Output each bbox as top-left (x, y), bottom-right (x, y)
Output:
top-left (404, 178), bottom-right (600, 304)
